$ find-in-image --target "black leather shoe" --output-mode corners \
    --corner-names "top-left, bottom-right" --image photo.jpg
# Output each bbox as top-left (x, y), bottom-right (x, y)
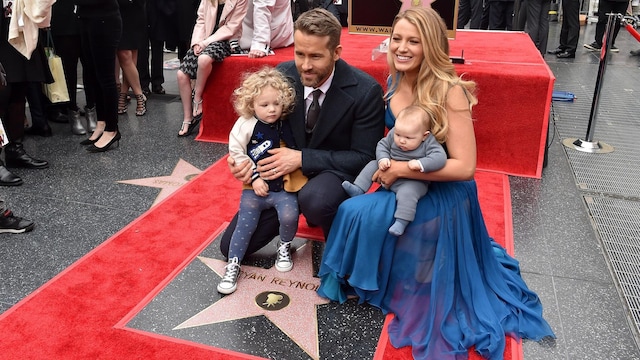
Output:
top-left (4, 143), bottom-right (49, 169)
top-left (24, 125), bottom-right (53, 137)
top-left (630, 49), bottom-right (640, 56)
top-left (556, 51), bottom-right (575, 59)
top-left (547, 48), bottom-right (564, 55)
top-left (152, 85), bottom-right (165, 94)
top-left (0, 165), bottom-right (23, 186)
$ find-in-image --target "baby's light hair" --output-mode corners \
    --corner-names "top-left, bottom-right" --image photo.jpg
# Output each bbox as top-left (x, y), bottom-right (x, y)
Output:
top-left (397, 105), bottom-right (434, 132)
top-left (232, 67), bottom-right (296, 119)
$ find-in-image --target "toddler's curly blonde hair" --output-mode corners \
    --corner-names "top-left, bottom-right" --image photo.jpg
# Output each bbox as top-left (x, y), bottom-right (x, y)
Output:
top-left (232, 67), bottom-right (296, 119)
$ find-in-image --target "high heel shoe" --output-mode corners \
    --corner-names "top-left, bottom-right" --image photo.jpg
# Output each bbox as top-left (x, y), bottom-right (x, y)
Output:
top-left (80, 136), bottom-right (100, 145)
top-left (135, 94), bottom-right (147, 116)
top-left (86, 132), bottom-right (121, 153)
top-left (192, 99), bottom-right (203, 122)
top-left (118, 93), bottom-right (128, 114)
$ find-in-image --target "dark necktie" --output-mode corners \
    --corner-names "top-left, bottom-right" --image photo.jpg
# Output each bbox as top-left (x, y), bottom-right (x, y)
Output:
top-left (306, 89), bottom-right (322, 133)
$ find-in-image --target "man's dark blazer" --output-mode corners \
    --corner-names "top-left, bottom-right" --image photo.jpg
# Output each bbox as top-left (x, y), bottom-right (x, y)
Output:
top-left (277, 58), bottom-right (385, 182)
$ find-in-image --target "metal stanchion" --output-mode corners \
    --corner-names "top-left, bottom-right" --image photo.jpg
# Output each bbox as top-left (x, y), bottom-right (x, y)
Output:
top-left (562, 13), bottom-right (616, 154)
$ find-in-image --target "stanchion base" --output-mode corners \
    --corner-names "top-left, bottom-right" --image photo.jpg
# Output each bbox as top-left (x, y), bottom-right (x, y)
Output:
top-left (562, 138), bottom-right (614, 153)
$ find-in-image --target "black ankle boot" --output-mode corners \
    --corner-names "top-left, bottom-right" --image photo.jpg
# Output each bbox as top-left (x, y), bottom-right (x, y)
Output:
top-left (0, 160), bottom-right (23, 186)
top-left (85, 106), bottom-right (97, 132)
top-left (4, 143), bottom-right (49, 169)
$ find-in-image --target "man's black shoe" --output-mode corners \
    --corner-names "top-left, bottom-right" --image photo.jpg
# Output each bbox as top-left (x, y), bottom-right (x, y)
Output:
top-left (556, 51), bottom-right (575, 59)
top-left (547, 48), bottom-right (564, 55)
top-left (0, 209), bottom-right (34, 233)
top-left (630, 49), bottom-right (640, 56)
top-left (25, 124), bottom-right (53, 137)
top-left (0, 165), bottom-right (23, 186)
top-left (152, 85), bottom-right (165, 94)
top-left (4, 143), bottom-right (49, 169)
top-left (49, 110), bottom-right (69, 123)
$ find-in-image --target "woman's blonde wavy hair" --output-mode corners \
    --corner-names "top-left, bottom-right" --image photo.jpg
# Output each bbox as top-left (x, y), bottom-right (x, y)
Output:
top-left (233, 67), bottom-right (296, 119)
top-left (385, 7), bottom-right (477, 143)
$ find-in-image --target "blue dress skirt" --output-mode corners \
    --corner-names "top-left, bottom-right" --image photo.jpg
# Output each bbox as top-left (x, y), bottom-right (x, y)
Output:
top-left (317, 180), bottom-right (554, 360)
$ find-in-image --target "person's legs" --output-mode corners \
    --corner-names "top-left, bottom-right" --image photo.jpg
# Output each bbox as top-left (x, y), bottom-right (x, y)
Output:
top-left (594, 0), bottom-right (612, 46)
top-left (458, 0), bottom-right (472, 29)
top-left (560, 0), bottom-right (580, 53)
top-left (176, 48), bottom-right (198, 136)
top-left (609, 1), bottom-right (629, 46)
top-left (81, 14), bottom-right (122, 148)
top-left (150, 38), bottom-right (165, 93)
top-left (298, 172), bottom-right (348, 238)
top-left (4, 82), bottom-right (49, 169)
top-left (192, 54), bottom-right (213, 118)
top-left (469, 0), bottom-right (485, 28)
top-left (137, 38), bottom-right (151, 93)
top-left (219, 207), bottom-right (280, 258)
top-left (117, 49), bottom-right (146, 116)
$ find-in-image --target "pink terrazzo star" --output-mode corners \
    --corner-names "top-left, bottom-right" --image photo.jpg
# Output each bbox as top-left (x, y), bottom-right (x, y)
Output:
top-left (400, 0), bottom-right (434, 12)
top-left (117, 159), bottom-right (202, 206)
top-left (174, 242), bottom-right (330, 359)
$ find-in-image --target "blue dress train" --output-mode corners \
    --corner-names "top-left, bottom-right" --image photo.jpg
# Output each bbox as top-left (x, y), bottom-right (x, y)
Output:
top-left (318, 176), bottom-right (555, 359)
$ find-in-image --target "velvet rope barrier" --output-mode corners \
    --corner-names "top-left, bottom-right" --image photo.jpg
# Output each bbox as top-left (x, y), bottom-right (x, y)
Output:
top-left (625, 23), bottom-right (640, 43)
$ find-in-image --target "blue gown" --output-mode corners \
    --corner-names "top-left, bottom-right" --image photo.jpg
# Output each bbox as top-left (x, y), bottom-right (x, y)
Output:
top-left (317, 108), bottom-right (554, 360)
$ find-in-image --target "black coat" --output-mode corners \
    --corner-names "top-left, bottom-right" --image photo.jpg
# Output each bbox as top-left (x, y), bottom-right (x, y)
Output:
top-left (146, 0), bottom-right (199, 43)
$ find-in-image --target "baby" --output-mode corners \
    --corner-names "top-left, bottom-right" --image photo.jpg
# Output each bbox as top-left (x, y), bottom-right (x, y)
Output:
top-left (342, 105), bottom-right (447, 236)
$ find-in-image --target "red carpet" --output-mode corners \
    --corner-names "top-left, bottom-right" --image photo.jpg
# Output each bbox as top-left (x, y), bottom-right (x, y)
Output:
top-left (196, 29), bottom-right (554, 179)
top-left (0, 158), bottom-right (518, 360)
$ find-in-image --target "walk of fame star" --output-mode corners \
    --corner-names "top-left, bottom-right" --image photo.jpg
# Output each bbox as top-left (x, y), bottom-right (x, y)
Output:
top-left (400, 0), bottom-right (433, 12)
top-left (117, 159), bottom-right (202, 206)
top-left (174, 243), bottom-right (329, 360)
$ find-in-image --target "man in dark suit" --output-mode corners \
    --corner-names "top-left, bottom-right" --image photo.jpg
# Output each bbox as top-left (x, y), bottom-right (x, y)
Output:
top-left (547, 0), bottom-right (580, 58)
top-left (220, 8), bottom-right (385, 258)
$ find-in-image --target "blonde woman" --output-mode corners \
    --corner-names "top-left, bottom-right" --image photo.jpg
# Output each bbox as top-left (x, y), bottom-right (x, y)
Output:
top-left (318, 7), bottom-right (555, 359)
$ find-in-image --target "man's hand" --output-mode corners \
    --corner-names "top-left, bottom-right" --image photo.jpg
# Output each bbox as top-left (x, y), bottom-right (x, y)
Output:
top-left (256, 148), bottom-right (302, 181)
top-left (227, 156), bottom-right (253, 184)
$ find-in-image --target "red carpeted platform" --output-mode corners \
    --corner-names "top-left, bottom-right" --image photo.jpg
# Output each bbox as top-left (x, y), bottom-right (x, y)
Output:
top-left (197, 29), bottom-right (554, 179)
top-left (0, 158), bottom-right (519, 360)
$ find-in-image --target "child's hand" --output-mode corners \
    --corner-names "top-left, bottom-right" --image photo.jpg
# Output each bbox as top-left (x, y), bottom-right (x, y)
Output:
top-left (253, 178), bottom-right (269, 197)
top-left (408, 159), bottom-right (422, 171)
top-left (378, 158), bottom-right (391, 170)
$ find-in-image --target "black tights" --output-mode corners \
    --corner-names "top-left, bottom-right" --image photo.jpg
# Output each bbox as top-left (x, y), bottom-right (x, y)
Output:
top-left (79, 14), bottom-right (122, 132)
top-left (53, 34), bottom-right (95, 111)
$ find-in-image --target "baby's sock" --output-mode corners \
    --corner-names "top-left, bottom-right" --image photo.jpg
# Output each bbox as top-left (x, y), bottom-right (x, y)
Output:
top-left (389, 219), bottom-right (410, 236)
top-left (342, 181), bottom-right (365, 197)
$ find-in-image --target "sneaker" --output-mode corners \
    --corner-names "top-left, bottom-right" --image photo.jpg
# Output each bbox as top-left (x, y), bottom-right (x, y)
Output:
top-left (584, 42), bottom-right (601, 51)
top-left (610, 45), bottom-right (619, 53)
top-left (275, 241), bottom-right (293, 272)
top-left (0, 209), bottom-right (35, 234)
top-left (217, 257), bottom-right (240, 294)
